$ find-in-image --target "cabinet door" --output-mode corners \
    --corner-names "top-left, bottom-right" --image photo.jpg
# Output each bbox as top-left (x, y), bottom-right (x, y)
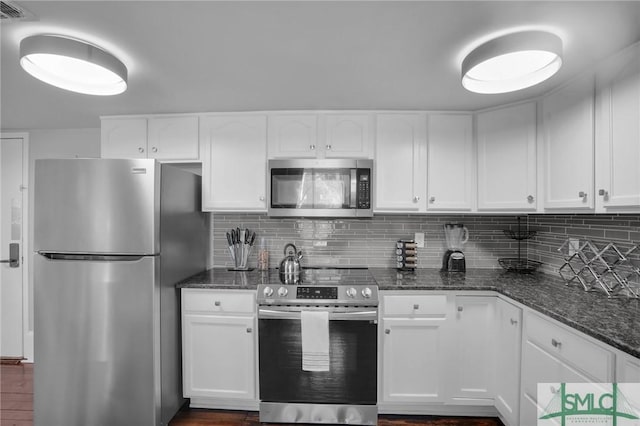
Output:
top-left (520, 340), bottom-right (602, 426)
top-left (449, 296), bottom-right (495, 402)
top-left (324, 114), bottom-right (373, 158)
top-left (477, 103), bottom-right (537, 211)
top-left (381, 317), bottom-right (448, 403)
top-left (596, 45), bottom-right (640, 210)
top-left (542, 74), bottom-right (595, 209)
top-left (201, 115), bottom-right (267, 211)
top-left (147, 116), bottom-right (199, 160)
top-left (426, 114), bottom-right (473, 211)
top-left (101, 118), bottom-right (147, 158)
top-left (375, 114), bottom-right (427, 212)
top-left (268, 114), bottom-right (318, 158)
top-left (495, 298), bottom-right (522, 426)
top-left (182, 314), bottom-right (256, 400)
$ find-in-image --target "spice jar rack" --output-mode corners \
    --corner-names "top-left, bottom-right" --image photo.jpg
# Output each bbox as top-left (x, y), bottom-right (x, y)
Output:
top-left (558, 238), bottom-right (640, 298)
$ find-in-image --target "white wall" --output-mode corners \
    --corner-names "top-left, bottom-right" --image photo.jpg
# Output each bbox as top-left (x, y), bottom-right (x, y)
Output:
top-left (26, 128), bottom-right (100, 357)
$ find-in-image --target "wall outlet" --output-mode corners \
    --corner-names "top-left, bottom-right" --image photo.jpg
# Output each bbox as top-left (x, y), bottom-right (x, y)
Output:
top-left (568, 238), bottom-right (580, 256)
top-left (414, 232), bottom-right (425, 248)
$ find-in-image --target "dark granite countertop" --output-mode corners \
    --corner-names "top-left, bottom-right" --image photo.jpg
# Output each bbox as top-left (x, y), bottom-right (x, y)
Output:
top-left (177, 267), bottom-right (640, 358)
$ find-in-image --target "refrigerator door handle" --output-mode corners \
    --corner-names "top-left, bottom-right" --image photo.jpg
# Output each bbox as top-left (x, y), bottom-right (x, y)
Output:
top-left (38, 252), bottom-right (149, 262)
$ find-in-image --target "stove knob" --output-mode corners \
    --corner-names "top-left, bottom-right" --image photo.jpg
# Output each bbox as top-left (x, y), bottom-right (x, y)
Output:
top-left (277, 286), bottom-right (288, 297)
top-left (361, 287), bottom-right (373, 299)
top-left (346, 287), bottom-right (357, 298)
top-left (263, 286), bottom-right (274, 298)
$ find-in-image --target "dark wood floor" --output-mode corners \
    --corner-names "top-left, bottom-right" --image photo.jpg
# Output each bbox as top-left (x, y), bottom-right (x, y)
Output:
top-left (1, 363), bottom-right (503, 426)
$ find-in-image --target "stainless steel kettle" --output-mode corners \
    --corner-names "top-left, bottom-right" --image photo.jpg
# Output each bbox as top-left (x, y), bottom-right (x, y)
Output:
top-left (279, 243), bottom-right (303, 284)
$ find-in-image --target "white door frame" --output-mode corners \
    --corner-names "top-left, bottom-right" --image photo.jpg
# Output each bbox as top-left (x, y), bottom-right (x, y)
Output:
top-left (1, 132), bottom-right (32, 362)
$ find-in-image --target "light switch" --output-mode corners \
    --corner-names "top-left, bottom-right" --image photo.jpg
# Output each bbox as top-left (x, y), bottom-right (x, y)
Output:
top-left (414, 232), bottom-right (425, 248)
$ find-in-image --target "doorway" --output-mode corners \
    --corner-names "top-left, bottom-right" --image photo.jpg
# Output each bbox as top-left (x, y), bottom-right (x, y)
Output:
top-left (1, 134), bottom-right (30, 362)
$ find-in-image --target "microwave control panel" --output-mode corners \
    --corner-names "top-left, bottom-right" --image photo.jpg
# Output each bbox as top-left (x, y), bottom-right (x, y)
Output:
top-left (357, 170), bottom-right (371, 209)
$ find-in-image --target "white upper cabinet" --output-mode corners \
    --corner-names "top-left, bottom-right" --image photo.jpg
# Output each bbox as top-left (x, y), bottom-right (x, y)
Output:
top-left (101, 117), bottom-right (147, 159)
top-left (477, 103), bottom-right (537, 211)
top-left (268, 113), bottom-right (373, 159)
top-left (200, 115), bottom-right (267, 212)
top-left (426, 114), bottom-right (474, 211)
top-left (595, 44), bottom-right (640, 211)
top-left (101, 115), bottom-right (199, 161)
top-left (324, 114), bottom-right (373, 158)
top-left (542, 74), bottom-right (596, 210)
top-left (147, 116), bottom-right (200, 160)
top-left (375, 114), bottom-right (427, 212)
top-left (268, 114), bottom-right (318, 158)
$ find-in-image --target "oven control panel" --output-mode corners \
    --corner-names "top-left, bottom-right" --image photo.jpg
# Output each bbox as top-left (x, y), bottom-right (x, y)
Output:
top-left (297, 286), bottom-right (338, 299)
top-left (258, 284), bottom-right (378, 305)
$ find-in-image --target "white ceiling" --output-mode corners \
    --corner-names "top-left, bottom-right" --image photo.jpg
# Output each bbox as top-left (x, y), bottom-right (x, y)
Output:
top-left (2, 1), bottom-right (640, 130)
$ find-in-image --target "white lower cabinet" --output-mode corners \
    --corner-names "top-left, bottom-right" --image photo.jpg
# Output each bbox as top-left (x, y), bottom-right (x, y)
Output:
top-left (494, 298), bottom-right (522, 426)
top-left (181, 289), bottom-right (258, 410)
top-left (519, 310), bottom-right (615, 426)
top-left (381, 317), bottom-right (449, 404)
top-left (449, 296), bottom-right (496, 403)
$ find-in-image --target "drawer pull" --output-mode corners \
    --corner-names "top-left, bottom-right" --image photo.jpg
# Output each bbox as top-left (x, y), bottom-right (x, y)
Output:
top-left (246, 327), bottom-right (253, 333)
top-left (510, 318), bottom-right (518, 325)
top-left (551, 338), bottom-right (562, 348)
top-left (214, 301), bottom-right (221, 307)
top-left (413, 304), bottom-right (419, 310)
top-left (457, 306), bottom-right (463, 312)
top-left (385, 329), bottom-right (391, 334)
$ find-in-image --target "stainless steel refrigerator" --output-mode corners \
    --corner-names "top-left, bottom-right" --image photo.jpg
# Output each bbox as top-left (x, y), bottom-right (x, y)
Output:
top-left (33, 159), bottom-right (207, 426)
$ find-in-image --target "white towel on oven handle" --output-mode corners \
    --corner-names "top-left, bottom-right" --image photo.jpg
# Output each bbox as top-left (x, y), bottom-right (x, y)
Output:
top-left (301, 310), bottom-right (330, 372)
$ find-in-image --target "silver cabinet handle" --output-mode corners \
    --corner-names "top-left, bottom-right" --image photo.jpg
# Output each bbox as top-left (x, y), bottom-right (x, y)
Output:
top-left (413, 304), bottom-right (419, 310)
top-left (527, 195), bottom-right (534, 202)
top-left (510, 318), bottom-right (518, 325)
top-left (151, 147), bottom-right (158, 153)
top-left (326, 144), bottom-right (332, 150)
top-left (385, 329), bottom-right (391, 334)
top-left (578, 191), bottom-right (587, 199)
top-left (599, 189), bottom-right (609, 197)
top-left (259, 196), bottom-right (265, 201)
top-left (0, 243), bottom-right (19, 268)
top-left (214, 301), bottom-right (221, 306)
top-left (457, 306), bottom-right (463, 312)
top-left (246, 327), bottom-right (253, 333)
top-left (551, 338), bottom-right (561, 348)
top-left (413, 196), bottom-right (420, 203)
top-left (429, 196), bottom-right (435, 203)
top-left (310, 144), bottom-right (316, 150)
top-left (138, 147), bottom-right (145, 153)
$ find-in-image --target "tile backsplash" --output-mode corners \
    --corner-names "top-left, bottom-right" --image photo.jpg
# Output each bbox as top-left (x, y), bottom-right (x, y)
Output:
top-left (210, 213), bottom-right (640, 274)
top-left (528, 214), bottom-right (640, 274)
top-left (210, 214), bottom-right (533, 269)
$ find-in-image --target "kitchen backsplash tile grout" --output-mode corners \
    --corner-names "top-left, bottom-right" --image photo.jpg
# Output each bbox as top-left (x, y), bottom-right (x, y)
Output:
top-left (208, 213), bottom-right (640, 276)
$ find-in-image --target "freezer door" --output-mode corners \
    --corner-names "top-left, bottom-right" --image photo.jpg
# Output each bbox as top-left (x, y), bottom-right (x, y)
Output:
top-left (34, 158), bottom-right (159, 254)
top-left (34, 254), bottom-right (161, 426)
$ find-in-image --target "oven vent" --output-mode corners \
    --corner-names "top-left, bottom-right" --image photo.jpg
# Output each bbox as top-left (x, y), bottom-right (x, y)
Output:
top-left (0, 1), bottom-right (35, 22)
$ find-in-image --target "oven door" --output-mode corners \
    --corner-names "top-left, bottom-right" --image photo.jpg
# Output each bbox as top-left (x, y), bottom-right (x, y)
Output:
top-left (258, 307), bottom-right (377, 405)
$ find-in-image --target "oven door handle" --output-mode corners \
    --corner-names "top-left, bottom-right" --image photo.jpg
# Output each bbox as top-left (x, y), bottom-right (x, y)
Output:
top-left (258, 308), bottom-right (378, 321)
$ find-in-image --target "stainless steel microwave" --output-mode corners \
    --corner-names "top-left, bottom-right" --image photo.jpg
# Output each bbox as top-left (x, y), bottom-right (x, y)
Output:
top-left (268, 159), bottom-right (373, 217)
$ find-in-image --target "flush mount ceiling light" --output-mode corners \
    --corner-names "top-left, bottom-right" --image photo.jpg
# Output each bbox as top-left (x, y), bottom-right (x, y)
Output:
top-left (19, 34), bottom-right (127, 96)
top-left (461, 31), bottom-right (563, 94)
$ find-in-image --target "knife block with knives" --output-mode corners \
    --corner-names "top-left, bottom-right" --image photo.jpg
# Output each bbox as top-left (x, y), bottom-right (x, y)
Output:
top-left (396, 240), bottom-right (417, 270)
top-left (226, 227), bottom-right (256, 270)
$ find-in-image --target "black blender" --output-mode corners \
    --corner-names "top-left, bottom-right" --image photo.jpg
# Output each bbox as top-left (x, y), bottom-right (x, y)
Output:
top-left (441, 223), bottom-right (469, 272)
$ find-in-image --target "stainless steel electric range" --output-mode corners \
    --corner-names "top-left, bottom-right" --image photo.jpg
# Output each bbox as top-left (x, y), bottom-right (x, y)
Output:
top-left (257, 268), bottom-right (379, 425)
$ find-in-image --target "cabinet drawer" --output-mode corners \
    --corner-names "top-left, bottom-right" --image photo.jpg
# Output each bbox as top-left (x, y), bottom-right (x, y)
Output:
top-left (383, 294), bottom-right (448, 317)
top-left (182, 289), bottom-right (256, 314)
top-left (525, 312), bottom-right (613, 382)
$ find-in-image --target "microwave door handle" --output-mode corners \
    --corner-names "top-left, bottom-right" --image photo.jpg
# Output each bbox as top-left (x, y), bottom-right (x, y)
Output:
top-left (350, 169), bottom-right (357, 208)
